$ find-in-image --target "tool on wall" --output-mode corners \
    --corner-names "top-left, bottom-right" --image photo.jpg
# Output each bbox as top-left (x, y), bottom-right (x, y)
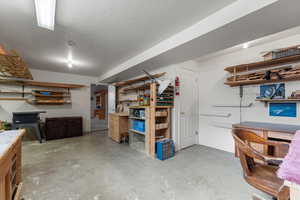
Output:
top-left (239, 86), bottom-right (243, 123)
top-left (175, 76), bottom-right (180, 96)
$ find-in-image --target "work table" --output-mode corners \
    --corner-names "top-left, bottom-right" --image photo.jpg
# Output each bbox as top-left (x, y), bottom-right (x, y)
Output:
top-left (0, 130), bottom-right (24, 158)
top-left (234, 121), bottom-right (300, 135)
top-left (233, 121), bottom-right (297, 158)
top-left (0, 129), bottom-right (25, 200)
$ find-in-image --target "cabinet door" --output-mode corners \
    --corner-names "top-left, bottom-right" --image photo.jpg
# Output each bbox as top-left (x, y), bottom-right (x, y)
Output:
top-left (111, 117), bottom-right (120, 142)
top-left (66, 118), bottom-right (83, 138)
top-left (45, 119), bottom-right (67, 140)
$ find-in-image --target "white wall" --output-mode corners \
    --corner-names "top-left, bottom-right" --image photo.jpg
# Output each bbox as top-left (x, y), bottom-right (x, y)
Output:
top-left (0, 69), bottom-right (97, 132)
top-left (139, 33), bottom-right (300, 153)
top-left (194, 34), bottom-right (300, 153)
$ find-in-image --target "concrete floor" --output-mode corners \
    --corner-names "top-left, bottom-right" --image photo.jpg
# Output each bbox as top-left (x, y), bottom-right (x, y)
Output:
top-left (21, 132), bottom-right (271, 200)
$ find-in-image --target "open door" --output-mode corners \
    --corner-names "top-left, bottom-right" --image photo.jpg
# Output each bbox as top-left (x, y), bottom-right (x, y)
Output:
top-left (91, 84), bottom-right (108, 132)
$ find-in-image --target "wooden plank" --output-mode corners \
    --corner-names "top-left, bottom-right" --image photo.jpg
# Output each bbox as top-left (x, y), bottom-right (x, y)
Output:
top-left (225, 54), bottom-right (300, 73)
top-left (13, 183), bottom-right (23, 200)
top-left (24, 80), bottom-right (85, 88)
top-left (225, 74), bottom-right (300, 87)
top-left (256, 99), bottom-right (300, 103)
top-left (114, 72), bottom-right (166, 87)
top-left (0, 98), bottom-right (27, 101)
top-left (0, 79), bottom-right (85, 89)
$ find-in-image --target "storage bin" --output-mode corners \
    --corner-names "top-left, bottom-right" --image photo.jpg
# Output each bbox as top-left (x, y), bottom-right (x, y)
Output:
top-left (156, 139), bottom-right (175, 160)
top-left (132, 120), bottom-right (145, 133)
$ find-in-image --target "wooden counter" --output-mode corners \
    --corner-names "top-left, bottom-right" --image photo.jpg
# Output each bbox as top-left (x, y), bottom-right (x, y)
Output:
top-left (108, 113), bottom-right (129, 143)
top-left (0, 130), bottom-right (25, 200)
top-left (233, 121), bottom-right (297, 157)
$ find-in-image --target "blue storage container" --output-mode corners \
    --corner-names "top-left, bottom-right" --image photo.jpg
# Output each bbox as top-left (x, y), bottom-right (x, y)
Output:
top-left (132, 120), bottom-right (145, 133)
top-left (156, 139), bottom-right (175, 160)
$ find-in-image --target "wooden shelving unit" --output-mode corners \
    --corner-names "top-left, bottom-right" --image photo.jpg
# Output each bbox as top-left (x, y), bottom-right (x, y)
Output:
top-left (224, 54), bottom-right (300, 87)
top-left (115, 72), bottom-right (174, 112)
top-left (256, 99), bottom-right (300, 103)
top-left (0, 79), bottom-right (84, 105)
top-left (128, 83), bottom-right (172, 158)
top-left (225, 54), bottom-right (300, 73)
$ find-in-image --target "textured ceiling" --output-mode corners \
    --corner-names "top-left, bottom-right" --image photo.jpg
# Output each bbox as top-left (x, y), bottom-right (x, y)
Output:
top-left (0, 0), bottom-right (236, 76)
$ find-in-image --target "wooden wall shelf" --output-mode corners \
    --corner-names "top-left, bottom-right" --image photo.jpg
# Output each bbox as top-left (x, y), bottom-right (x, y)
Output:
top-left (256, 99), bottom-right (300, 103)
top-left (225, 74), bottom-right (300, 86)
top-left (0, 97), bottom-right (27, 101)
top-left (0, 79), bottom-right (85, 88)
top-left (225, 54), bottom-right (300, 73)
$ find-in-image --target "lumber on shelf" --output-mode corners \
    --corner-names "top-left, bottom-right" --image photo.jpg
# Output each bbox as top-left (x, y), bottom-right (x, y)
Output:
top-left (0, 97), bottom-right (27, 101)
top-left (225, 74), bottom-right (300, 87)
top-left (0, 79), bottom-right (85, 89)
top-left (0, 47), bottom-right (33, 80)
top-left (225, 54), bottom-right (300, 73)
top-left (114, 72), bottom-right (166, 87)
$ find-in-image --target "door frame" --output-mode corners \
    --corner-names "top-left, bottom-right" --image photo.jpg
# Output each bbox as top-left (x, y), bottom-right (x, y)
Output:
top-left (174, 68), bottom-right (199, 151)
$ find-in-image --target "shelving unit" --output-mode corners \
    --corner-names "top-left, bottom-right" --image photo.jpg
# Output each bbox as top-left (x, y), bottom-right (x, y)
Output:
top-left (256, 99), bottom-right (300, 103)
top-left (115, 72), bottom-right (174, 112)
top-left (224, 54), bottom-right (300, 87)
top-left (0, 79), bottom-right (84, 105)
top-left (128, 83), bottom-right (172, 158)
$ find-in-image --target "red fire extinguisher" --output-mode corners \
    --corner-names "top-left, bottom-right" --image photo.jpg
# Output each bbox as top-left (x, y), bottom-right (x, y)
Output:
top-left (175, 76), bottom-right (180, 96)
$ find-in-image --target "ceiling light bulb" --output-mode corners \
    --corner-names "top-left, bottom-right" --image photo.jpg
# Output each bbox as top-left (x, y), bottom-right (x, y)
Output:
top-left (243, 43), bottom-right (250, 49)
top-left (68, 62), bottom-right (73, 68)
top-left (34, 0), bottom-right (56, 31)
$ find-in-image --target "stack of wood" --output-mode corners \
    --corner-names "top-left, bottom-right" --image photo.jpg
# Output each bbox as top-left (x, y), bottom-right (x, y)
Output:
top-left (0, 45), bottom-right (33, 80)
top-left (227, 65), bottom-right (300, 83)
top-left (263, 44), bottom-right (300, 61)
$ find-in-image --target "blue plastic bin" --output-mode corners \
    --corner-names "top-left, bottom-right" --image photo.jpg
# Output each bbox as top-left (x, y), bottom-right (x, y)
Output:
top-left (132, 120), bottom-right (145, 133)
top-left (156, 139), bottom-right (175, 160)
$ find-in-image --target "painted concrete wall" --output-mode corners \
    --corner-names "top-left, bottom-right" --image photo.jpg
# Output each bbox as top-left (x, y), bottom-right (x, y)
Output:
top-left (0, 69), bottom-right (97, 132)
top-left (195, 34), bottom-right (300, 153)
top-left (140, 33), bottom-right (300, 153)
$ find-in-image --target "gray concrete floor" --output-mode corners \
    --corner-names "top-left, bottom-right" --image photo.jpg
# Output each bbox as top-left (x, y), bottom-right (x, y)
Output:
top-left (21, 132), bottom-right (271, 200)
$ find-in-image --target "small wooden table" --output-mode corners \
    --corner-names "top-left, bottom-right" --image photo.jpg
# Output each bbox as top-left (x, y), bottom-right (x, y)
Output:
top-left (108, 113), bottom-right (129, 143)
top-left (0, 129), bottom-right (25, 200)
top-left (233, 121), bottom-right (298, 157)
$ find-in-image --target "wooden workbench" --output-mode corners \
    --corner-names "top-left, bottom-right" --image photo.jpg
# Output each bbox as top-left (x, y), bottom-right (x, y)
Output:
top-left (233, 121), bottom-right (298, 157)
top-left (0, 129), bottom-right (25, 200)
top-left (108, 113), bottom-right (129, 143)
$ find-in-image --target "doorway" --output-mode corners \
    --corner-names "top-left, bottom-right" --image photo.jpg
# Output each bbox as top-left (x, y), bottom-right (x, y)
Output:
top-left (178, 68), bottom-right (199, 149)
top-left (90, 84), bottom-right (108, 132)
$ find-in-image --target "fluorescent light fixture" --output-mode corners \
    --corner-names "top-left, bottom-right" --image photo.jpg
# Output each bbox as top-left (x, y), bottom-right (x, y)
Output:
top-left (67, 52), bottom-right (73, 68)
top-left (34, 0), bottom-right (56, 31)
top-left (243, 43), bottom-right (250, 49)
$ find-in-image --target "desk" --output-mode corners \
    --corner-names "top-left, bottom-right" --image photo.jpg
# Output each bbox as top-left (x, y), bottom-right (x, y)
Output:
top-left (0, 129), bottom-right (25, 200)
top-left (108, 113), bottom-right (129, 143)
top-left (233, 121), bottom-right (298, 157)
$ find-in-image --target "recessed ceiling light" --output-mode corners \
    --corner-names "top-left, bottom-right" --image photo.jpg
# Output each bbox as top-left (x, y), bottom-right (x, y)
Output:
top-left (34, 0), bottom-right (56, 31)
top-left (243, 43), bottom-right (250, 49)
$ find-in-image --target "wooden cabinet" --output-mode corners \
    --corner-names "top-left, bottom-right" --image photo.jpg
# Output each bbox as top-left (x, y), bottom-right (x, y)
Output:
top-left (0, 130), bottom-right (25, 200)
top-left (45, 117), bottom-right (83, 140)
top-left (108, 113), bottom-right (129, 143)
top-left (233, 122), bottom-right (296, 158)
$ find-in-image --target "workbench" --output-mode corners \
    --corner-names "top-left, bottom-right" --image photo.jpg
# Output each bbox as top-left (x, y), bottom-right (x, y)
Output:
top-left (233, 121), bottom-right (298, 157)
top-left (108, 113), bottom-right (129, 143)
top-left (0, 129), bottom-right (25, 200)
